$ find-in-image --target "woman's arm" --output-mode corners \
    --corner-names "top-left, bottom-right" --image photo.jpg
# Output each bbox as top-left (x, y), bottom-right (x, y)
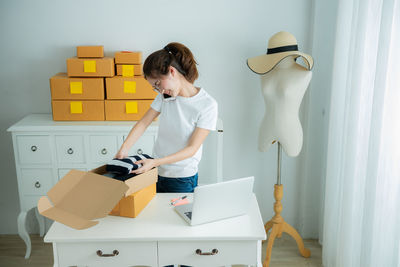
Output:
top-left (131, 127), bottom-right (210, 174)
top-left (115, 107), bottom-right (160, 159)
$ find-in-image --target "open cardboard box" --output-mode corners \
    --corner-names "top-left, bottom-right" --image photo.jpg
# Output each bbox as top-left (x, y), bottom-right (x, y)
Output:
top-left (38, 166), bottom-right (157, 230)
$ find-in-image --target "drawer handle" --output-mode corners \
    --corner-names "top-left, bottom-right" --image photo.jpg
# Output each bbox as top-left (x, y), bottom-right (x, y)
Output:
top-left (67, 148), bottom-right (74, 154)
top-left (31, 145), bottom-right (37, 152)
top-left (137, 148), bottom-right (143, 155)
top-left (101, 148), bottom-right (107, 155)
top-left (96, 250), bottom-right (119, 257)
top-left (34, 181), bottom-right (41, 188)
top-left (195, 249), bottom-right (218, 256)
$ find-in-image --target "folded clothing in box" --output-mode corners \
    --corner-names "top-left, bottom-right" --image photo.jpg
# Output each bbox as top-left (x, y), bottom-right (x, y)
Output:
top-left (106, 154), bottom-right (153, 175)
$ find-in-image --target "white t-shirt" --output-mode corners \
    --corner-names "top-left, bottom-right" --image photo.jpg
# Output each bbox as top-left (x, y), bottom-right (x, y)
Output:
top-left (150, 88), bottom-right (218, 178)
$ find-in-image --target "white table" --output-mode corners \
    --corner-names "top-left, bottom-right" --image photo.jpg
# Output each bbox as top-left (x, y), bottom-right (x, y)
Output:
top-left (44, 193), bottom-right (266, 267)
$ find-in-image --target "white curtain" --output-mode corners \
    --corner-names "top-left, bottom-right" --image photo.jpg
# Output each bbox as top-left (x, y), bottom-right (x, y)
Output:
top-left (322, 0), bottom-right (400, 266)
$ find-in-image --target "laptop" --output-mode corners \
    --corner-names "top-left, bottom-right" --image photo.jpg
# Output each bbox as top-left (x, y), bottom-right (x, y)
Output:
top-left (174, 176), bottom-right (254, 226)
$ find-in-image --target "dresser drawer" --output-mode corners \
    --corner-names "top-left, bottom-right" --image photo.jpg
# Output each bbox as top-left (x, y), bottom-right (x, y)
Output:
top-left (126, 134), bottom-right (155, 156)
top-left (89, 135), bottom-right (118, 163)
top-left (158, 240), bottom-right (257, 266)
top-left (57, 241), bottom-right (157, 267)
top-left (16, 135), bottom-right (51, 164)
top-left (55, 136), bottom-right (85, 163)
top-left (20, 168), bottom-right (53, 195)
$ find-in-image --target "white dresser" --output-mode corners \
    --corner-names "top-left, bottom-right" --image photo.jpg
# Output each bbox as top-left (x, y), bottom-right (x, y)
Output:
top-left (7, 114), bottom-right (159, 259)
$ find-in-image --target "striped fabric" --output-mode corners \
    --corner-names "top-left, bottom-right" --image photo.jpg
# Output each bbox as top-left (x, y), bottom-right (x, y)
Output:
top-left (106, 154), bottom-right (153, 175)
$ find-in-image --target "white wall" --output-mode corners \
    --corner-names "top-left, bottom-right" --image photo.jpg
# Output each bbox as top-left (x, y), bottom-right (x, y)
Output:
top-left (0, 0), bottom-right (317, 235)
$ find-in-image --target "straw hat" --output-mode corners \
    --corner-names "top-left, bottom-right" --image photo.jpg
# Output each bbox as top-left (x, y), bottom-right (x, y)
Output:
top-left (247, 31), bottom-right (314, 75)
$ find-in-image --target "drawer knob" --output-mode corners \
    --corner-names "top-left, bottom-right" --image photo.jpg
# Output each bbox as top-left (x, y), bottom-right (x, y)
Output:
top-left (137, 148), bottom-right (143, 155)
top-left (35, 181), bottom-right (41, 188)
top-left (195, 248), bottom-right (218, 255)
top-left (67, 148), bottom-right (74, 155)
top-left (101, 148), bottom-right (107, 155)
top-left (31, 145), bottom-right (37, 152)
top-left (96, 249), bottom-right (119, 257)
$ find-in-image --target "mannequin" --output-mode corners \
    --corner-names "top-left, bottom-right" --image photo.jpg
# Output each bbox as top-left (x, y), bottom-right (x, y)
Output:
top-left (247, 31), bottom-right (314, 267)
top-left (258, 55), bottom-right (312, 157)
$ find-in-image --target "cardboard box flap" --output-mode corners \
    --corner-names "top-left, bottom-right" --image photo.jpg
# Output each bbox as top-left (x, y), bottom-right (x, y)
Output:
top-left (47, 170), bottom-right (129, 220)
top-left (91, 165), bottom-right (107, 175)
top-left (124, 167), bottom-right (158, 196)
top-left (38, 196), bottom-right (98, 230)
top-left (47, 170), bottom-right (86, 205)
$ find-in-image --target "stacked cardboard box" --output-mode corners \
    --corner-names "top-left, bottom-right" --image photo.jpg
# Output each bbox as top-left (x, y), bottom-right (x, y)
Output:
top-left (105, 51), bottom-right (157, 121)
top-left (115, 51), bottom-right (143, 76)
top-left (50, 46), bottom-right (114, 121)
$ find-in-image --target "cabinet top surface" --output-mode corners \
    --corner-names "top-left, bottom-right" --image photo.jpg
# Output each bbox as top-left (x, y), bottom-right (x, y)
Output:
top-left (44, 193), bottom-right (266, 242)
top-left (7, 114), bottom-right (158, 132)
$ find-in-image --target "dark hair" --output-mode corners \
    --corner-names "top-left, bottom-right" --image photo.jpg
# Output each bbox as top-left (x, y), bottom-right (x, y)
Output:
top-left (143, 42), bottom-right (199, 83)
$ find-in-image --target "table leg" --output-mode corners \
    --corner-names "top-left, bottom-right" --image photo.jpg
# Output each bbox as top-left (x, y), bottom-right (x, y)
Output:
top-left (257, 240), bottom-right (262, 267)
top-left (17, 211), bottom-right (31, 259)
top-left (35, 207), bottom-right (45, 237)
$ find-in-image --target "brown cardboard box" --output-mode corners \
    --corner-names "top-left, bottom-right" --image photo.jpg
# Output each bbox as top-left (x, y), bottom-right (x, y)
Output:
top-left (116, 64), bottom-right (143, 76)
top-left (115, 51), bottom-right (142, 64)
top-left (92, 165), bottom-right (157, 196)
top-left (67, 57), bottom-right (115, 77)
top-left (52, 100), bottom-right (105, 121)
top-left (105, 76), bottom-right (156, 100)
top-left (50, 73), bottom-right (105, 100)
top-left (77, 46), bottom-right (104, 58)
top-left (109, 183), bottom-right (156, 218)
top-left (37, 167), bottom-right (158, 230)
top-left (105, 100), bottom-right (153, 121)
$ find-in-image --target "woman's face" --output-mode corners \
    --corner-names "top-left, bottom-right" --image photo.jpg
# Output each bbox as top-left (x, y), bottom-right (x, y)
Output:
top-left (147, 67), bottom-right (180, 98)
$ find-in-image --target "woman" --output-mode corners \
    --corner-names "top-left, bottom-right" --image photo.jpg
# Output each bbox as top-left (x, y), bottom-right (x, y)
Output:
top-left (115, 42), bottom-right (218, 194)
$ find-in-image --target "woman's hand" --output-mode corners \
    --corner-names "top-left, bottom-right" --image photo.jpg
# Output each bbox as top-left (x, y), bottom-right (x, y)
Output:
top-left (114, 147), bottom-right (129, 159)
top-left (131, 158), bottom-right (159, 174)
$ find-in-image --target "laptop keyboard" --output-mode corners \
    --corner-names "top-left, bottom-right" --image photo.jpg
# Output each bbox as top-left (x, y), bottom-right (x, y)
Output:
top-left (184, 211), bottom-right (192, 220)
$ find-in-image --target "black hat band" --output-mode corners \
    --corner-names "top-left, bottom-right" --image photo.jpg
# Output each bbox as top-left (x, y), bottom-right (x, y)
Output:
top-left (267, 45), bottom-right (298, 54)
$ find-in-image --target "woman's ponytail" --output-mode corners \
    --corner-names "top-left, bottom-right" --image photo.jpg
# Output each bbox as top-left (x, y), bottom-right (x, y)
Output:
top-left (143, 42), bottom-right (199, 83)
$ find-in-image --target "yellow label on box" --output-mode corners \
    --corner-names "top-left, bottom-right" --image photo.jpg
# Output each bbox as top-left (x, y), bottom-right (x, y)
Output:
top-left (69, 82), bottom-right (83, 94)
top-left (122, 65), bottom-right (134, 77)
top-left (126, 101), bottom-right (138, 114)
top-left (124, 81), bottom-right (136, 93)
top-left (84, 60), bottom-right (96, 73)
top-left (70, 101), bottom-right (83, 114)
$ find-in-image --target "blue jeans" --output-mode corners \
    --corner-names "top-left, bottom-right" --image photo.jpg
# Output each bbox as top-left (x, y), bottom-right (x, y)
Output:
top-left (157, 173), bottom-right (198, 267)
top-left (156, 173), bottom-right (198, 193)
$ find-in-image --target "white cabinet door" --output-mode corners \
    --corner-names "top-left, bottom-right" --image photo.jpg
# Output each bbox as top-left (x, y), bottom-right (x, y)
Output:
top-left (158, 240), bottom-right (257, 267)
top-left (55, 136), bottom-right (85, 164)
top-left (89, 135), bottom-right (118, 164)
top-left (16, 135), bottom-right (52, 164)
top-left (57, 241), bottom-right (158, 267)
top-left (20, 168), bottom-right (53, 195)
top-left (125, 134), bottom-right (155, 156)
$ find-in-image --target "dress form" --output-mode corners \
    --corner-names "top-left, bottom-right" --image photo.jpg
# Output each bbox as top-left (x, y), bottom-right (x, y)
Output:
top-left (247, 31), bottom-right (314, 267)
top-left (260, 56), bottom-right (312, 267)
top-left (258, 55), bottom-right (312, 157)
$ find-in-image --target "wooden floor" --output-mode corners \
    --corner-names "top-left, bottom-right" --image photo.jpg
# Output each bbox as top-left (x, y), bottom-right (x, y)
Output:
top-left (0, 233), bottom-right (322, 266)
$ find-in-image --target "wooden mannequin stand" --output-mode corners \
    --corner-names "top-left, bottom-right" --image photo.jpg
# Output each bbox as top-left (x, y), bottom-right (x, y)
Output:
top-left (263, 142), bottom-right (311, 267)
